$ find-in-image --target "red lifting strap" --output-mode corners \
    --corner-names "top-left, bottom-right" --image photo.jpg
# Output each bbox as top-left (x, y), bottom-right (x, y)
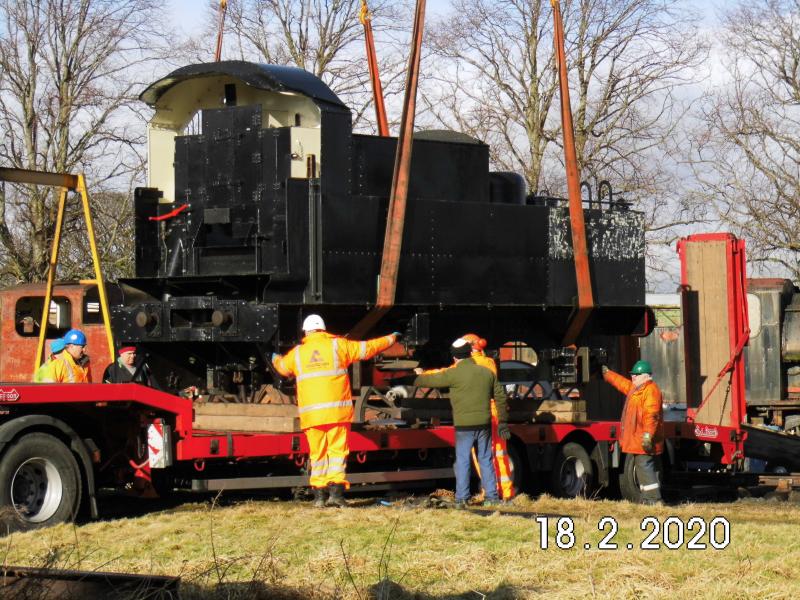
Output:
top-left (148, 203), bottom-right (188, 221)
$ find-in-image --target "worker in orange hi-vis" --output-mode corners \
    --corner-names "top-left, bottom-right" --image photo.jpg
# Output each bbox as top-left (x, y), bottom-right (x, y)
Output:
top-left (602, 360), bottom-right (664, 504)
top-left (272, 315), bottom-right (399, 508)
top-left (40, 329), bottom-right (92, 383)
top-left (461, 333), bottom-right (515, 501)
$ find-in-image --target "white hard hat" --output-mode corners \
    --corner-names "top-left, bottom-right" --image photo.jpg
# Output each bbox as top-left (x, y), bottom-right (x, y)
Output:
top-left (302, 314), bottom-right (326, 332)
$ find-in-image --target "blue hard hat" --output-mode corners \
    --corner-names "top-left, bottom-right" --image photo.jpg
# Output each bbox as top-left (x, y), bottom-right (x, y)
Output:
top-left (50, 338), bottom-right (66, 354)
top-left (63, 329), bottom-right (87, 346)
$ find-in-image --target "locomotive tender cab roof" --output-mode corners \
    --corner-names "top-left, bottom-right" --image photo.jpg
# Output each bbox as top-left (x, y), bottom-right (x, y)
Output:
top-left (140, 61), bottom-right (346, 109)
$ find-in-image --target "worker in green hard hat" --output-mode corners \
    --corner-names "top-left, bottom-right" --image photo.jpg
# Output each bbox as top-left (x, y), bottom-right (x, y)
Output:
top-left (602, 359), bottom-right (664, 504)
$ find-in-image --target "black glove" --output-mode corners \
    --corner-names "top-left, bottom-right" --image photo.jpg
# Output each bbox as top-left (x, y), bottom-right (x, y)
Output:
top-left (392, 331), bottom-right (402, 341)
top-left (641, 432), bottom-right (654, 453)
top-left (497, 423), bottom-right (511, 440)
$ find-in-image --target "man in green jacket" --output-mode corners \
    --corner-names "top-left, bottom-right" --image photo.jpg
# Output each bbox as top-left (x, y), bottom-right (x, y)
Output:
top-left (413, 338), bottom-right (509, 507)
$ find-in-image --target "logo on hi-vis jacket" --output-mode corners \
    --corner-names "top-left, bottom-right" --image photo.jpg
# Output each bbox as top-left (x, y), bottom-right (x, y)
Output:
top-left (306, 350), bottom-right (328, 370)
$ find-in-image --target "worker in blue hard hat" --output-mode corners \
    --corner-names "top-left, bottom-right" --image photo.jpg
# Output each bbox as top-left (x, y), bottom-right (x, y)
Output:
top-left (41, 329), bottom-right (92, 383)
top-left (32, 338), bottom-right (67, 383)
top-left (602, 359), bottom-right (664, 504)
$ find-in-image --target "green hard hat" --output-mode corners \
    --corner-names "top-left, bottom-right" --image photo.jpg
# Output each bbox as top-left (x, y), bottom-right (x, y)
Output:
top-left (630, 360), bottom-right (652, 375)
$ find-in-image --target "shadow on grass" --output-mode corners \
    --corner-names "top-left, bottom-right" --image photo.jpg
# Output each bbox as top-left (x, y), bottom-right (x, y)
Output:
top-left (181, 580), bottom-right (324, 599)
top-left (368, 578), bottom-right (528, 600)
top-left (180, 579), bottom-right (528, 600)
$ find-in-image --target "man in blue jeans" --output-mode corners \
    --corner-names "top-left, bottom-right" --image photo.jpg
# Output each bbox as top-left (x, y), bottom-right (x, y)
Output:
top-left (413, 338), bottom-right (510, 507)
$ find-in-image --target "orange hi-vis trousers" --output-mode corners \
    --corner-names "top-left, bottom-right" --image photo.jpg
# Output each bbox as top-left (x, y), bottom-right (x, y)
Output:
top-left (471, 400), bottom-right (515, 500)
top-left (305, 423), bottom-right (351, 489)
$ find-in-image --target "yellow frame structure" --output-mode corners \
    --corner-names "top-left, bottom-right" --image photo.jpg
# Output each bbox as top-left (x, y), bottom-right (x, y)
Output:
top-left (0, 167), bottom-right (115, 373)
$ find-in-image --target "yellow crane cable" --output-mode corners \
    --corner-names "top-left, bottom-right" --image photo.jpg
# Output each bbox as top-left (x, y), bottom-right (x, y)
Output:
top-left (359, 0), bottom-right (370, 25)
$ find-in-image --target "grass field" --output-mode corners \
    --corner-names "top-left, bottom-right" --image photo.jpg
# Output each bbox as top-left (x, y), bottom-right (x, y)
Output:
top-left (3, 492), bottom-right (800, 599)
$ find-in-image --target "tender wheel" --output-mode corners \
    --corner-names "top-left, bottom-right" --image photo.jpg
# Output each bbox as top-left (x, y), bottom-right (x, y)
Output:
top-left (0, 433), bottom-right (82, 532)
top-left (550, 442), bottom-right (594, 498)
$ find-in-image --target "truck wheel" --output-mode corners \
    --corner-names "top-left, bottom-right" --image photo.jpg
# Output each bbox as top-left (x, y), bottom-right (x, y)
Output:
top-left (150, 469), bottom-right (175, 499)
top-left (619, 455), bottom-right (642, 503)
top-left (0, 433), bottom-right (82, 532)
top-left (550, 442), bottom-right (594, 498)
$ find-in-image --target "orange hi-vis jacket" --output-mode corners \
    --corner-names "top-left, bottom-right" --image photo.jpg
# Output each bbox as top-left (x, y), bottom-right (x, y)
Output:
top-left (603, 369), bottom-right (664, 455)
top-left (420, 352), bottom-right (497, 375)
top-left (472, 352), bottom-right (497, 375)
top-left (273, 331), bottom-right (396, 429)
top-left (471, 351), bottom-right (515, 499)
top-left (41, 351), bottom-right (91, 384)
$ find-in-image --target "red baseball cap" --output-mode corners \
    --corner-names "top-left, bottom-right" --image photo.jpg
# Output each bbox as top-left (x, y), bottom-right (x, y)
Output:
top-left (118, 346), bottom-right (136, 355)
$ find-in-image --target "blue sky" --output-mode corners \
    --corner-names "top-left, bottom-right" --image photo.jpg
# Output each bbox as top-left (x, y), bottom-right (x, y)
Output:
top-left (168, 0), bottom-right (454, 35)
top-left (169, 0), bottom-right (724, 33)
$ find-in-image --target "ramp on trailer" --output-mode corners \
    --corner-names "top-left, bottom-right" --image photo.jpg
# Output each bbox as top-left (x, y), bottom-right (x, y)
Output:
top-left (679, 234), bottom-right (800, 470)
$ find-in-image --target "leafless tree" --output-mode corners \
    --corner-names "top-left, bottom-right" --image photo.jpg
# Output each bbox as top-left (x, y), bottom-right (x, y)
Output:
top-left (188, 0), bottom-right (410, 131)
top-left (422, 0), bottom-right (708, 282)
top-left (422, 0), bottom-right (559, 191)
top-left (690, 0), bottom-right (800, 281)
top-left (0, 0), bottom-right (171, 284)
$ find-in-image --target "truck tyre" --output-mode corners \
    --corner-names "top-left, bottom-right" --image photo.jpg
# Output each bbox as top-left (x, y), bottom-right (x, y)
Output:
top-left (505, 441), bottom-right (528, 494)
top-left (619, 454), bottom-right (641, 502)
top-left (619, 454), bottom-right (669, 503)
top-left (0, 433), bottom-right (82, 532)
top-left (550, 442), bottom-right (594, 498)
top-left (150, 468), bottom-right (175, 499)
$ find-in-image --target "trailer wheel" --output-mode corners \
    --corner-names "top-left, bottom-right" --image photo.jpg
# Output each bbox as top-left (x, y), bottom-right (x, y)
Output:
top-left (0, 433), bottom-right (82, 532)
top-left (550, 442), bottom-right (594, 498)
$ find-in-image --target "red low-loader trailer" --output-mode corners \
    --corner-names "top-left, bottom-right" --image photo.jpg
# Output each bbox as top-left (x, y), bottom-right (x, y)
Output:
top-left (2, 233), bottom-right (800, 531)
top-left (0, 374), bottom-right (768, 533)
top-left (0, 378), bottom-right (642, 530)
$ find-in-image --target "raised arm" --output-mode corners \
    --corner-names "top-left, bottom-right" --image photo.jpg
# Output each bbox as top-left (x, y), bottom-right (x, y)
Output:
top-left (603, 368), bottom-right (632, 396)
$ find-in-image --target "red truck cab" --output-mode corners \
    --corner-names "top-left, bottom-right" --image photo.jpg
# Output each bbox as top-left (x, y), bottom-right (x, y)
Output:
top-left (0, 282), bottom-right (115, 382)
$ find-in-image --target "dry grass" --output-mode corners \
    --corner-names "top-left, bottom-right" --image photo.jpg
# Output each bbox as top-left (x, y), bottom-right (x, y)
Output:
top-left (3, 493), bottom-right (800, 599)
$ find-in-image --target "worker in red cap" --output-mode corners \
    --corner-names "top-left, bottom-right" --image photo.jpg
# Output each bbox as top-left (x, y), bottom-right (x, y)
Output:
top-left (461, 333), bottom-right (515, 501)
top-left (272, 314), bottom-right (400, 508)
top-left (103, 345), bottom-right (159, 388)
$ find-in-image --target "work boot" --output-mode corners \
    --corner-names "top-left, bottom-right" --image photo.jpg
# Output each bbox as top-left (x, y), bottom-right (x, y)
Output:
top-left (326, 483), bottom-right (348, 507)
top-left (312, 487), bottom-right (328, 508)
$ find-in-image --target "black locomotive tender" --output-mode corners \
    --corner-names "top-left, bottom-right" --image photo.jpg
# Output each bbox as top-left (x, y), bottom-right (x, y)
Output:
top-left (112, 61), bottom-right (647, 416)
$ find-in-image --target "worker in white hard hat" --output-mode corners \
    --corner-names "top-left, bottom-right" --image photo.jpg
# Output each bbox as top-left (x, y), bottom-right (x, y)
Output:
top-left (272, 314), bottom-right (401, 507)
